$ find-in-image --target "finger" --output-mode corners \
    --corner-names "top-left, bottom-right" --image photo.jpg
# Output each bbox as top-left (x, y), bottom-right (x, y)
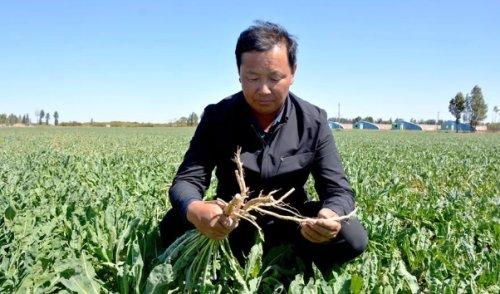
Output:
top-left (302, 226), bottom-right (328, 243)
top-left (311, 221), bottom-right (339, 240)
top-left (212, 221), bottom-right (231, 235)
top-left (301, 225), bottom-right (326, 243)
top-left (218, 215), bottom-right (235, 230)
top-left (301, 219), bottom-right (334, 237)
top-left (316, 218), bottom-right (341, 232)
top-left (209, 214), bottom-right (230, 234)
top-left (225, 218), bottom-right (239, 231)
top-left (218, 215), bottom-right (238, 232)
top-left (213, 198), bottom-right (227, 210)
top-left (318, 208), bottom-right (338, 219)
top-left (303, 224), bottom-right (330, 243)
top-left (300, 226), bottom-right (317, 243)
top-left (307, 221), bottom-right (333, 237)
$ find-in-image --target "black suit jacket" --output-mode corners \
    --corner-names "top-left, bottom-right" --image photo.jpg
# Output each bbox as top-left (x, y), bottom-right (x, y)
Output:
top-left (169, 91), bottom-right (355, 222)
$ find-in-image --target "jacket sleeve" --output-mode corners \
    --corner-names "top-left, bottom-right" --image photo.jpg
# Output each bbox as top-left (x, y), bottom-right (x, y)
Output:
top-left (168, 105), bottom-right (216, 222)
top-left (311, 109), bottom-right (355, 216)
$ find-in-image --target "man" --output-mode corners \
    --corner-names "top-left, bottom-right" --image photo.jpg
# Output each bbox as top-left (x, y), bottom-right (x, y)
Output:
top-left (160, 21), bottom-right (368, 272)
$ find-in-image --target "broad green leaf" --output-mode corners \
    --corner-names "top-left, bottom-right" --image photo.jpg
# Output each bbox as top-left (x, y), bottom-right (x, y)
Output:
top-left (289, 274), bottom-right (305, 294)
top-left (60, 254), bottom-right (101, 294)
top-left (4, 205), bottom-right (16, 221)
top-left (350, 274), bottom-right (364, 294)
top-left (244, 242), bottom-right (263, 279)
top-left (144, 263), bottom-right (175, 294)
top-left (397, 260), bottom-right (419, 293)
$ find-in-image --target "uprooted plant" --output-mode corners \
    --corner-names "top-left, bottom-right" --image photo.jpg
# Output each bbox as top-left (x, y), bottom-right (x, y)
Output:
top-left (145, 147), bottom-right (357, 293)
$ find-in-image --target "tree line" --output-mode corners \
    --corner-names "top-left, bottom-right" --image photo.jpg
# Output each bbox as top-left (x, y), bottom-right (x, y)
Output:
top-left (0, 110), bottom-right (60, 126)
top-left (59, 112), bottom-right (199, 127)
top-left (0, 113), bottom-right (32, 125)
top-left (0, 111), bottom-right (198, 128)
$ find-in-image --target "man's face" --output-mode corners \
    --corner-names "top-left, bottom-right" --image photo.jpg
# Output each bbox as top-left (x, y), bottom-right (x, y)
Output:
top-left (239, 44), bottom-right (295, 116)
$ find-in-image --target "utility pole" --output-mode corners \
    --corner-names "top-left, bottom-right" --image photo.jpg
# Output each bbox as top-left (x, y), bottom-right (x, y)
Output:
top-left (337, 102), bottom-right (340, 122)
top-left (437, 111), bottom-right (440, 130)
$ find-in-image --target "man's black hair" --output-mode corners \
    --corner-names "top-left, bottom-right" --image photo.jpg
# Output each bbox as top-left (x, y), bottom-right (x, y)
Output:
top-left (235, 21), bottom-right (297, 72)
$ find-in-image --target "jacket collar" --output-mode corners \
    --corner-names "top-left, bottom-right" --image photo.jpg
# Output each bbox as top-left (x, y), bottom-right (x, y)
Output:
top-left (237, 91), bottom-right (292, 129)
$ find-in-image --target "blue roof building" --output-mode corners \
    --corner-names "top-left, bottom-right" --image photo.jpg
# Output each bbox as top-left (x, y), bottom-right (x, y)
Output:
top-left (353, 121), bottom-right (379, 130)
top-left (392, 120), bottom-right (422, 131)
top-left (441, 120), bottom-right (472, 132)
top-left (328, 121), bottom-right (344, 130)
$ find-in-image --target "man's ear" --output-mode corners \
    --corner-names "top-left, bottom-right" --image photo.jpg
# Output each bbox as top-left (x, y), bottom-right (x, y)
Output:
top-left (290, 66), bottom-right (297, 84)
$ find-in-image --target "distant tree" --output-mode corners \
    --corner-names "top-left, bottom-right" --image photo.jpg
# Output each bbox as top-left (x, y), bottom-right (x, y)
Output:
top-left (60, 121), bottom-right (83, 126)
top-left (353, 116), bottom-right (362, 123)
top-left (8, 113), bottom-right (17, 125)
top-left (449, 92), bottom-right (465, 133)
top-left (363, 116), bottom-right (374, 123)
top-left (376, 118), bottom-right (383, 124)
top-left (494, 106), bottom-right (499, 123)
top-left (187, 112), bottom-right (199, 126)
top-left (45, 112), bottom-right (51, 125)
top-left (90, 118), bottom-right (94, 125)
top-left (466, 85), bottom-right (487, 131)
top-left (410, 118), bottom-right (417, 123)
top-left (176, 117), bottom-right (188, 126)
top-left (338, 117), bottom-right (352, 124)
top-left (53, 111), bottom-right (59, 126)
top-left (39, 110), bottom-right (45, 125)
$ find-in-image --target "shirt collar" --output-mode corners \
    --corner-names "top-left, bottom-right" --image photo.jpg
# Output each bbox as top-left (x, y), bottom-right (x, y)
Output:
top-left (273, 95), bottom-right (289, 125)
top-left (244, 94), bottom-right (290, 133)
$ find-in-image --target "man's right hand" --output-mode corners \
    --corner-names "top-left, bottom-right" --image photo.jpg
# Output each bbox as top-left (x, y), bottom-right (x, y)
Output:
top-left (186, 200), bottom-right (238, 240)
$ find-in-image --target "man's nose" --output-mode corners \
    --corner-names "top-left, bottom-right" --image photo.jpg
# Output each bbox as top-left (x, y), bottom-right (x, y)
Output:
top-left (257, 82), bottom-right (272, 95)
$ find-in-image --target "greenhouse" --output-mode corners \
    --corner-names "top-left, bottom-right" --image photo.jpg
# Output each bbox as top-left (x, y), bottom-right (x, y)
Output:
top-left (441, 120), bottom-right (472, 132)
top-left (353, 121), bottom-right (379, 130)
top-left (328, 121), bottom-right (344, 130)
top-left (392, 120), bottom-right (423, 131)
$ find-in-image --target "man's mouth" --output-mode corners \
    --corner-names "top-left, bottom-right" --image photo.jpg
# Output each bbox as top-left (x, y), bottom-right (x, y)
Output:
top-left (256, 99), bottom-right (273, 105)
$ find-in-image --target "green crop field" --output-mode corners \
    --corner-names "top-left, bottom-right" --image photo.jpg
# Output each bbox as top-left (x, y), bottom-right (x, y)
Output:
top-left (1, 127), bottom-right (499, 293)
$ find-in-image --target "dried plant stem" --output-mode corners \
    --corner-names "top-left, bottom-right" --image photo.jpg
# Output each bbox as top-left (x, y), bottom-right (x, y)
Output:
top-left (224, 147), bottom-right (358, 228)
top-left (233, 147), bottom-right (248, 197)
top-left (254, 207), bottom-right (358, 224)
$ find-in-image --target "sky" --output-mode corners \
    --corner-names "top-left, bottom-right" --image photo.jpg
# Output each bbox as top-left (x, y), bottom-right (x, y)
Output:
top-left (1, 0), bottom-right (499, 123)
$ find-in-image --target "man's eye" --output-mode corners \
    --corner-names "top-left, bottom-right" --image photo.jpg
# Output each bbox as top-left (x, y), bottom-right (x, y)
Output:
top-left (247, 77), bottom-right (259, 81)
top-left (270, 77), bottom-right (281, 82)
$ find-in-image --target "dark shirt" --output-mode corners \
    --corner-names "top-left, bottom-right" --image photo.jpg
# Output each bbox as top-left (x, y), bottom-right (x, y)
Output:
top-left (169, 91), bottom-right (355, 222)
top-left (251, 96), bottom-right (288, 144)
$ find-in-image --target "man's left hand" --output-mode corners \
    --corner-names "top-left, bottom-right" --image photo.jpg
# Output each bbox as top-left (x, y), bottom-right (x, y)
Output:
top-left (300, 208), bottom-right (341, 243)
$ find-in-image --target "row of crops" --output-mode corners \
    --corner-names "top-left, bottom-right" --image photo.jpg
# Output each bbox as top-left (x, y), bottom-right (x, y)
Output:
top-left (1, 127), bottom-right (498, 293)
